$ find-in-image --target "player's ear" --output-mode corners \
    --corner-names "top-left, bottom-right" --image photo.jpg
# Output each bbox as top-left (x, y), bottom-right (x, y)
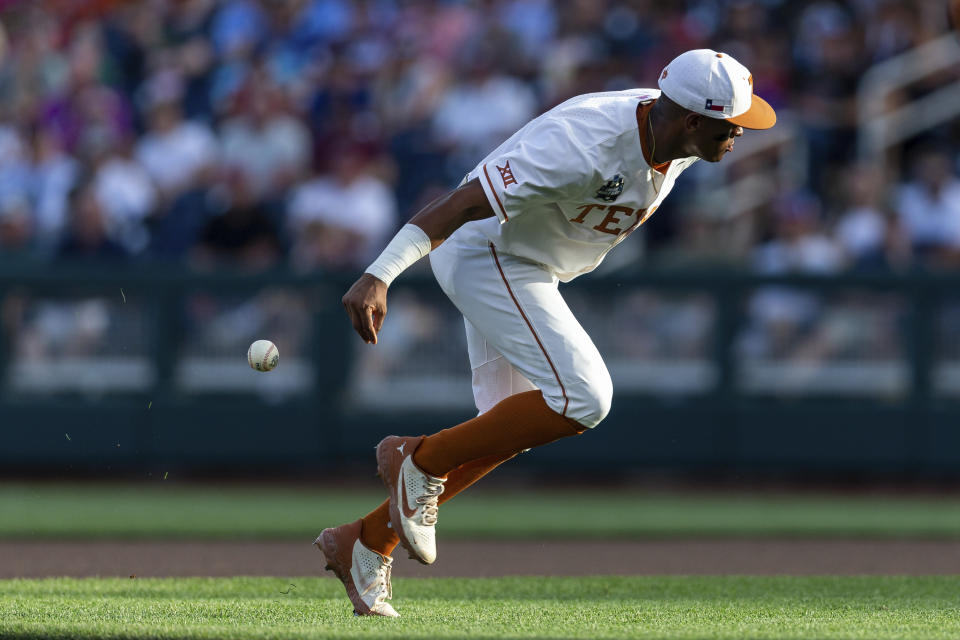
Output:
top-left (683, 112), bottom-right (702, 132)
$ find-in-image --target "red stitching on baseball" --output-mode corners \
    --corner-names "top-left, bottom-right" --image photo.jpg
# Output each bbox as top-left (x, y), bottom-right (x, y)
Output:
top-left (262, 344), bottom-right (276, 369)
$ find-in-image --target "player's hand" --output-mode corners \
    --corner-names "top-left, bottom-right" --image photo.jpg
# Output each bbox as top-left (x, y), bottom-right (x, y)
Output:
top-left (342, 273), bottom-right (388, 344)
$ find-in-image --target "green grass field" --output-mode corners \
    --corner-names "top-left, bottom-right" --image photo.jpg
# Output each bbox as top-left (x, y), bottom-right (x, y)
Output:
top-left (7, 484), bottom-right (959, 639)
top-left (3, 483), bottom-right (960, 539)
top-left (3, 576), bottom-right (958, 639)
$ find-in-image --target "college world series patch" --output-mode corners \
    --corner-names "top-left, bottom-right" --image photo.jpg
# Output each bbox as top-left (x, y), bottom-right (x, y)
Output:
top-left (595, 174), bottom-right (624, 202)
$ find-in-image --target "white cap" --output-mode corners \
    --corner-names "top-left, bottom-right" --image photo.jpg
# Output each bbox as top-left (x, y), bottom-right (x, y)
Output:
top-left (657, 49), bottom-right (776, 130)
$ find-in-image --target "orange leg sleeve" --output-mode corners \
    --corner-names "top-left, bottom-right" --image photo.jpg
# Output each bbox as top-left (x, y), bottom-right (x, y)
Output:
top-left (359, 499), bottom-right (396, 557)
top-left (413, 390), bottom-right (584, 477)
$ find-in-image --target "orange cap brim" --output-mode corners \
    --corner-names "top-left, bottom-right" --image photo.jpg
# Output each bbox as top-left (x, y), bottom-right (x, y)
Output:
top-left (727, 94), bottom-right (776, 130)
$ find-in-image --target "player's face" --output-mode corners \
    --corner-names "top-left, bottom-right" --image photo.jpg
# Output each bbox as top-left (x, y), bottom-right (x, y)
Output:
top-left (691, 117), bottom-right (743, 162)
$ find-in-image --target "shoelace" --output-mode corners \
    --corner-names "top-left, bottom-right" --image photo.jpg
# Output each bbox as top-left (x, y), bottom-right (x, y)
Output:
top-left (361, 555), bottom-right (393, 603)
top-left (416, 477), bottom-right (446, 526)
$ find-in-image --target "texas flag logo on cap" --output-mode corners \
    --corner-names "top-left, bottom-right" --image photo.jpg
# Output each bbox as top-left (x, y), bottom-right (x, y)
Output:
top-left (658, 49), bottom-right (776, 130)
top-left (704, 99), bottom-right (732, 115)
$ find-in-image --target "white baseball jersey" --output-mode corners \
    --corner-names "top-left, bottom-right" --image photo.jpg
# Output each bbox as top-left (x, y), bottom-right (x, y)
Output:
top-left (431, 89), bottom-right (702, 426)
top-left (462, 88), bottom-right (699, 282)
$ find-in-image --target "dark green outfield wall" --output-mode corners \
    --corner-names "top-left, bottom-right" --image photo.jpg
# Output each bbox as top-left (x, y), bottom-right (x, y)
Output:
top-left (1, 263), bottom-right (959, 478)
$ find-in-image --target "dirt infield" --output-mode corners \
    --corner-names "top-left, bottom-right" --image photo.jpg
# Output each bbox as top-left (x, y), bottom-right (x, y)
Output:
top-left (3, 539), bottom-right (960, 578)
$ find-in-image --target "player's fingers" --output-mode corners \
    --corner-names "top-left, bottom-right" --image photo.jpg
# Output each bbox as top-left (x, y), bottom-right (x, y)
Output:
top-left (345, 303), bottom-right (372, 343)
top-left (363, 305), bottom-right (378, 345)
top-left (373, 304), bottom-right (386, 333)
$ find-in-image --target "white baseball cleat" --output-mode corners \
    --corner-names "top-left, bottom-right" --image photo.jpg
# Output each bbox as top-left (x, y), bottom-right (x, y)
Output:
top-left (376, 435), bottom-right (446, 565)
top-left (315, 519), bottom-right (399, 617)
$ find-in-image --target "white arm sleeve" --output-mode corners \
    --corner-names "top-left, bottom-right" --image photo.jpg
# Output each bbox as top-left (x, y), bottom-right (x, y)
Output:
top-left (364, 223), bottom-right (433, 287)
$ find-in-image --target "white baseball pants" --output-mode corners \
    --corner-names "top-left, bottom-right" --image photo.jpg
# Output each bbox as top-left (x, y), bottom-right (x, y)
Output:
top-left (429, 227), bottom-right (612, 428)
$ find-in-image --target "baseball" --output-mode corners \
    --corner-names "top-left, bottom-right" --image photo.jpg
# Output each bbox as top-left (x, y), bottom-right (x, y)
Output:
top-left (247, 339), bottom-right (279, 372)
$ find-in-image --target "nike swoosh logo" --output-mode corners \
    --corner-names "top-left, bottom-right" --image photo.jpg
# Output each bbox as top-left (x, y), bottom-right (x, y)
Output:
top-left (398, 468), bottom-right (419, 519)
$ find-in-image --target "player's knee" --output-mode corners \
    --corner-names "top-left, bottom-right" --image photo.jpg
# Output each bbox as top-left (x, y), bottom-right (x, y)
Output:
top-left (583, 379), bottom-right (613, 428)
top-left (568, 371), bottom-right (613, 429)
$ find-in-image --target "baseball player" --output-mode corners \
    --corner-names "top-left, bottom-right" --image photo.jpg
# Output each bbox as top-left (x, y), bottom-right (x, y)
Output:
top-left (315, 49), bottom-right (776, 617)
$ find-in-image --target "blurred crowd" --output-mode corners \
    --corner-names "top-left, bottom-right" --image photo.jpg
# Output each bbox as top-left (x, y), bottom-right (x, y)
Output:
top-left (0, 0), bottom-right (957, 275)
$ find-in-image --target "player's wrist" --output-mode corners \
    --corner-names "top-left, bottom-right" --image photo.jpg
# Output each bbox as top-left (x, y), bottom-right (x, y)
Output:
top-left (360, 272), bottom-right (388, 287)
top-left (364, 224), bottom-right (432, 287)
